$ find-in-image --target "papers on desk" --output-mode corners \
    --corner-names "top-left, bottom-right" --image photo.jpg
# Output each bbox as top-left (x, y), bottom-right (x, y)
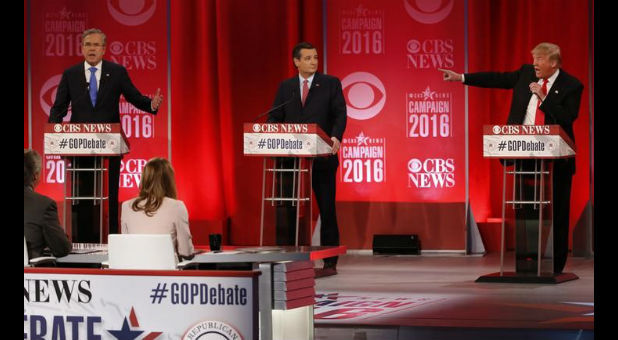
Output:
top-left (206, 250), bottom-right (243, 255)
top-left (71, 243), bottom-right (108, 254)
top-left (239, 247), bottom-right (284, 254)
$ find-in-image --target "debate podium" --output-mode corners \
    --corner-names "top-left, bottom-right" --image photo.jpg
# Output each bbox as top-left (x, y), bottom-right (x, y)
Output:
top-left (476, 125), bottom-right (578, 284)
top-left (44, 123), bottom-right (129, 244)
top-left (244, 123), bottom-right (333, 247)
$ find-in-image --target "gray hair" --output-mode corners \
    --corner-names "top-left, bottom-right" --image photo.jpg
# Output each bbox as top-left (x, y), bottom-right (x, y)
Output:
top-left (24, 149), bottom-right (42, 187)
top-left (82, 28), bottom-right (107, 46)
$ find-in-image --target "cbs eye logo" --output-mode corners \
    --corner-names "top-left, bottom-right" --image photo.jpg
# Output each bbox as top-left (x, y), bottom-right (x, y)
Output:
top-left (404, 0), bottom-right (454, 24)
top-left (341, 72), bottom-right (386, 120)
top-left (107, 0), bottom-right (156, 26)
top-left (40, 75), bottom-right (71, 122)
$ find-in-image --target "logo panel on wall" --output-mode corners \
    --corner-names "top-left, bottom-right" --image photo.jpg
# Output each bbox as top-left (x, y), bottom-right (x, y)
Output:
top-left (107, 0), bottom-right (157, 26)
top-left (341, 72), bottom-right (386, 120)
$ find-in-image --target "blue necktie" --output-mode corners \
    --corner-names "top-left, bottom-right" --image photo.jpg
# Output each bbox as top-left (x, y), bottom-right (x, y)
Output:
top-left (89, 67), bottom-right (97, 107)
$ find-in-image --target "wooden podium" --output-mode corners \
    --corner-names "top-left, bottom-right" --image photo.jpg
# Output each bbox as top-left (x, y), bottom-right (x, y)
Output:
top-left (476, 125), bottom-right (578, 283)
top-left (244, 123), bottom-right (333, 246)
top-left (44, 123), bottom-right (129, 244)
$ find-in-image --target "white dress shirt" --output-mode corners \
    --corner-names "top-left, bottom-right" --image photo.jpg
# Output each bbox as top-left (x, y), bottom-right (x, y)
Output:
top-left (299, 73), bottom-right (315, 98)
top-left (523, 69), bottom-right (559, 125)
top-left (84, 60), bottom-right (102, 91)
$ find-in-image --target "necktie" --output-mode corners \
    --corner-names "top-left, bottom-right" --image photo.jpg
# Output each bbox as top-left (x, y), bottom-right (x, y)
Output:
top-left (89, 67), bottom-right (97, 107)
top-left (301, 79), bottom-right (309, 107)
top-left (534, 78), bottom-right (548, 125)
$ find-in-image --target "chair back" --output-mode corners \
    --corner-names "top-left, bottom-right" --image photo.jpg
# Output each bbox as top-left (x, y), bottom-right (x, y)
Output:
top-left (108, 234), bottom-right (177, 270)
top-left (24, 237), bottom-right (29, 267)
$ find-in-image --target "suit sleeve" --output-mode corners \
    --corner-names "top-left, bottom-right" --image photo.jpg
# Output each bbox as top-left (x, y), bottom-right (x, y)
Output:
top-left (42, 200), bottom-right (72, 257)
top-left (329, 77), bottom-right (347, 141)
top-left (175, 201), bottom-right (195, 259)
top-left (539, 81), bottom-right (583, 127)
top-left (464, 65), bottom-right (526, 90)
top-left (49, 71), bottom-right (71, 123)
top-left (119, 67), bottom-right (158, 114)
top-left (267, 83), bottom-right (286, 123)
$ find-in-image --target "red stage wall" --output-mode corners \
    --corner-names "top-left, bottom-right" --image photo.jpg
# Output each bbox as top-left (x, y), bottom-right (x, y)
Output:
top-left (25, 0), bottom-right (592, 250)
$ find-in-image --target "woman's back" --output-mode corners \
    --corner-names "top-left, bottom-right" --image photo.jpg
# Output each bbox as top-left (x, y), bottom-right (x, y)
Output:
top-left (121, 197), bottom-right (194, 258)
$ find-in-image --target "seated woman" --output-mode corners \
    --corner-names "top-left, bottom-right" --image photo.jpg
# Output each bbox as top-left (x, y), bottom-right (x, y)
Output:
top-left (121, 157), bottom-right (195, 260)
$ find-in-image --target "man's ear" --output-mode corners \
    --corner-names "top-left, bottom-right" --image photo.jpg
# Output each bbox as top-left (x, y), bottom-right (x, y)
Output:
top-left (33, 172), bottom-right (41, 188)
top-left (293, 58), bottom-right (300, 68)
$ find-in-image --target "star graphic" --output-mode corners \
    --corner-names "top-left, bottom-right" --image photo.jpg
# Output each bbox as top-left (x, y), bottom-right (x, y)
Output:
top-left (422, 86), bottom-right (436, 100)
top-left (355, 4), bottom-right (368, 16)
top-left (356, 132), bottom-right (369, 146)
top-left (58, 7), bottom-right (72, 20)
top-left (107, 317), bottom-right (144, 340)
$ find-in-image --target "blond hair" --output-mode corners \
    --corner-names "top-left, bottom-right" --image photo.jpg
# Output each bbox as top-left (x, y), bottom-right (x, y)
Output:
top-left (132, 157), bottom-right (177, 216)
top-left (531, 42), bottom-right (561, 67)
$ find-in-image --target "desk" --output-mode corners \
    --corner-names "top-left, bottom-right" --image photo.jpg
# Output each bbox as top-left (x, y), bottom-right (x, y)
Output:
top-left (24, 267), bottom-right (259, 339)
top-left (56, 245), bottom-right (347, 340)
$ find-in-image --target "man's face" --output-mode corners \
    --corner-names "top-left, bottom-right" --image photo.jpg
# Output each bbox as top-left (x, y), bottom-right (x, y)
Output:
top-left (532, 52), bottom-right (557, 79)
top-left (82, 33), bottom-right (106, 66)
top-left (294, 48), bottom-right (318, 78)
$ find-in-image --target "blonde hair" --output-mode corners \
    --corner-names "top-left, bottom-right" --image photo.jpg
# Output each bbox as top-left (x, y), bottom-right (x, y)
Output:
top-left (531, 42), bottom-right (561, 67)
top-left (132, 157), bottom-right (177, 216)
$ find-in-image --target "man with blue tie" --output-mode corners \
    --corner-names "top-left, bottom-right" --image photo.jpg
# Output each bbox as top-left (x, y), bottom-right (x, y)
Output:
top-left (439, 42), bottom-right (584, 275)
top-left (49, 28), bottom-right (163, 242)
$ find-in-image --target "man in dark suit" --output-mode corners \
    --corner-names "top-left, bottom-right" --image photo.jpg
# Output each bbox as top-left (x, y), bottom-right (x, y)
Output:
top-left (24, 149), bottom-right (72, 259)
top-left (268, 42), bottom-right (347, 277)
top-left (49, 28), bottom-right (162, 242)
top-left (440, 42), bottom-right (583, 274)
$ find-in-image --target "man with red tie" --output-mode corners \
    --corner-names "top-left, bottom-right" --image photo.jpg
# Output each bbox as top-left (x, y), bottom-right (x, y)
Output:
top-left (439, 42), bottom-right (584, 274)
top-left (268, 42), bottom-right (347, 277)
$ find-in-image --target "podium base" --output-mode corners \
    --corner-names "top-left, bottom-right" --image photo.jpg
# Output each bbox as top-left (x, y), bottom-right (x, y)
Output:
top-left (475, 272), bottom-right (579, 284)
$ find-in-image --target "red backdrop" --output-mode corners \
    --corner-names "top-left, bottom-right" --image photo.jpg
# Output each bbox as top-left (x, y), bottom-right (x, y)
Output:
top-left (25, 0), bottom-right (592, 250)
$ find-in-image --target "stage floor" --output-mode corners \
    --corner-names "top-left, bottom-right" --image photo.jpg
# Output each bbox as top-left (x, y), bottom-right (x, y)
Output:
top-left (313, 251), bottom-right (593, 340)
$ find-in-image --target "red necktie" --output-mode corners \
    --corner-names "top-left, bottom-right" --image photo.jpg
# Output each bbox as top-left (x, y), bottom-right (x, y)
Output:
top-left (534, 78), bottom-right (548, 125)
top-left (301, 79), bottom-right (309, 107)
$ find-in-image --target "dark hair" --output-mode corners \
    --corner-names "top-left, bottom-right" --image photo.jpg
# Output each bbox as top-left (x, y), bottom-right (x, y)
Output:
top-left (24, 149), bottom-right (41, 187)
top-left (292, 42), bottom-right (316, 60)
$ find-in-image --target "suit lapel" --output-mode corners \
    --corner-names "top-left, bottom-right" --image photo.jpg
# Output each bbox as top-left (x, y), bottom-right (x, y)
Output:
top-left (96, 61), bottom-right (111, 107)
top-left (545, 69), bottom-right (566, 101)
top-left (306, 72), bottom-right (321, 105)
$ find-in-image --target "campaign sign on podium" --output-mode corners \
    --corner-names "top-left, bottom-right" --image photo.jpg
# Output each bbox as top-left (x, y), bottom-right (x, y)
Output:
top-left (482, 124), bottom-right (575, 159)
top-left (477, 125), bottom-right (578, 284)
top-left (44, 123), bottom-right (129, 243)
top-left (244, 123), bottom-right (333, 247)
top-left (45, 123), bottom-right (129, 156)
top-left (244, 123), bottom-right (332, 157)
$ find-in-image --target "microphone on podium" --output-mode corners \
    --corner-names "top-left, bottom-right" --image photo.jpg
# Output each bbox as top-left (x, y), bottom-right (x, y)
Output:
top-left (253, 90), bottom-right (297, 122)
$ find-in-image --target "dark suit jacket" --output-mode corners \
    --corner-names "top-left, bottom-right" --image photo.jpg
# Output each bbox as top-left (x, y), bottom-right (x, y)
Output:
top-left (267, 72), bottom-right (347, 169)
top-left (464, 64), bottom-right (583, 174)
top-left (268, 72), bottom-right (347, 141)
top-left (49, 60), bottom-right (157, 123)
top-left (24, 187), bottom-right (72, 259)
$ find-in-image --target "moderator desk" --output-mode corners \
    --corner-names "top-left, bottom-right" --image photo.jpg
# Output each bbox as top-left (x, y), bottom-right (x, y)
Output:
top-left (56, 245), bottom-right (347, 340)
